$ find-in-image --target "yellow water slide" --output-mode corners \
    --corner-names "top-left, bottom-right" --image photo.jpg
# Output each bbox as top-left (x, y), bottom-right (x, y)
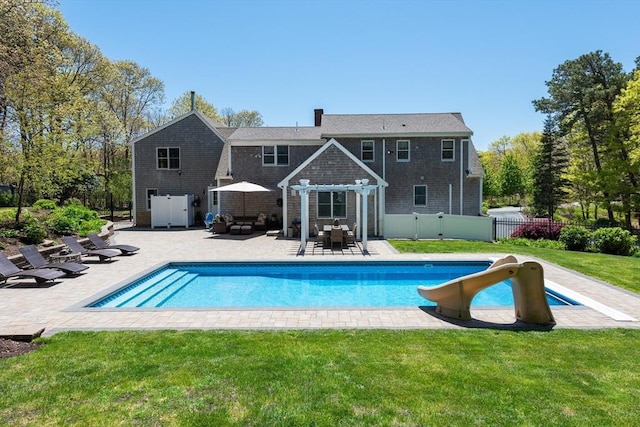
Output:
top-left (417, 255), bottom-right (555, 325)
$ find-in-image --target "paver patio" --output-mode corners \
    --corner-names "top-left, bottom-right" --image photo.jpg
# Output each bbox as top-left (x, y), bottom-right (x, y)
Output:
top-left (1, 223), bottom-right (638, 337)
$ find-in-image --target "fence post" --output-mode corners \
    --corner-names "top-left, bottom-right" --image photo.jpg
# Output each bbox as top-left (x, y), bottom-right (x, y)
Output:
top-left (492, 217), bottom-right (496, 241)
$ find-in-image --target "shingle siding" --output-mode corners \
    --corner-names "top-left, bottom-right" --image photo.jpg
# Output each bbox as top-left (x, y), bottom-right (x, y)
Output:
top-left (286, 144), bottom-right (380, 235)
top-left (133, 110), bottom-right (484, 233)
top-left (133, 114), bottom-right (224, 226)
top-left (321, 137), bottom-right (479, 215)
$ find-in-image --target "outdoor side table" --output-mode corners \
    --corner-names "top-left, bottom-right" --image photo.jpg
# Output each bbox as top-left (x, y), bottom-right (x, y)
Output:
top-left (49, 252), bottom-right (82, 263)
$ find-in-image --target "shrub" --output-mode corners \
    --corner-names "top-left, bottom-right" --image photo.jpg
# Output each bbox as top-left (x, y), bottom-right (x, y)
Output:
top-left (0, 228), bottom-right (18, 238)
top-left (0, 191), bottom-right (15, 207)
top-left (32, 199), bottom-right (57, 210)
top-left (511, 220), bottom-right (564, 241)
top-left (21, 219), bottom-right (47, 244)
top-left (78, 218), bottom-right (107, 237)
top-left (49, 215), bottom-right (79, 235)
top-left (0, 208), bottom-right (16, 222)
top-left (591, 227), bottom-right (638, 256)
top-left (47, 204), bottom-right (99, 235)
top-left (63, 198), bottom-right (83, 207)
top-left (559, 225), bottom-right (592, 252)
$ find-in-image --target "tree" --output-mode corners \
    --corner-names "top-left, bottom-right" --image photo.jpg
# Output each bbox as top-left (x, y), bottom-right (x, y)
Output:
top-left (480, 132), bottom-right (540, 205)
top-left (2, 3), bottom-right (71, 222)
top-left (100, 60), bottom-right (164, 215)
top-left (611, 69), bottom-right (640, 226)
top-left (220, 107), bottom-right (264, 127)
top-left (498, 153), bottom-right (524, 204)
top-left (168, 91), bottom-right (220, 122)
top-left (532, 117), bottom-right (569, 217)
top-left (533, 51), bottom-right (630, 222)
top-left (478, 153), bottom-right (500, 204)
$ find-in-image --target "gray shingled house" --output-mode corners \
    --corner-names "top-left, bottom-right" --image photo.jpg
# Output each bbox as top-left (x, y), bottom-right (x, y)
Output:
top-left (131, 108), bottom-right (484, 238)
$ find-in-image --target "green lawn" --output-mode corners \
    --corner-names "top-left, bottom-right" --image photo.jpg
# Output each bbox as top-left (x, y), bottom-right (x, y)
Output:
top-left (2, 241), bottom-right (638, 425)
top-left (1, 329), bottom-right (639, 426)
top-left (389, 240), bottom-right (640, 294)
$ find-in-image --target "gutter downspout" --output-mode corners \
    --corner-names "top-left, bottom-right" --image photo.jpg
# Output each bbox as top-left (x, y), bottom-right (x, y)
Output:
top-left (131, 141), bottom-right (137, 226)
top-left (380, 138), bottom-right (386, 236)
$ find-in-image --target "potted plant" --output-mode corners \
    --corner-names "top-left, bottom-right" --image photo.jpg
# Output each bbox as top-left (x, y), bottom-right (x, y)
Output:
top-left (333, 218), bottom-right (340, 227)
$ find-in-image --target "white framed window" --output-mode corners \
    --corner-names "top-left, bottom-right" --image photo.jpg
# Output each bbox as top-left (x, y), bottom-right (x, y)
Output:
top-left (157, 147), bottom-right (180, 169)
top-left (414, 185), bottom-right (427, 206)
top-left (263, 145), bottom-right (289, 166)
top-left (441, 139), bottom-right (455, 161)
top-left (396, 140), bottom-right (410, 162)
top-left (146, 188), bottom-right (158, 210)
top-left (317, 191), bottom-right (347, 218)
top-left (361, 140), bottom-right (375, 162)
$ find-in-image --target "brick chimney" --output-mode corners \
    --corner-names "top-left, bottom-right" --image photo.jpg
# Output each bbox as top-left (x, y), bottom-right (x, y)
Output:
top-left (190, 91), bottom-right (195, 111)
top-left (314, 108), bottom-right (324, 127)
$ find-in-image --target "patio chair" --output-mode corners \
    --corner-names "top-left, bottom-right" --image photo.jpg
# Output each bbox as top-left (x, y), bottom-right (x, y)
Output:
top-left (87, 233), bottom-right (139, 255)
top-left (204, 212), bottom-right (214, 231)
top-left (313, 223), bottom-right (327, 248)
top-left (346, 223), bottom-right (357, 246)
top-left (62, 236), bottom-right (120, 262)
top-left (18, 245), bottom-right (89, 275)
top-left (1, 252), bottom-right (65, 285)
top-left (331, 227), bottom-right (344, 250)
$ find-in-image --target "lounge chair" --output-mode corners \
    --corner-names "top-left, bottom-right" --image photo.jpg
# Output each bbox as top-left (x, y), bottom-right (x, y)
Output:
top-left (19, 245), bottom-right (89, 275)
top-left (1, 252), bottom-right (65, 285)
top-left (62, 236), bottom-right (120, 262)
top-left (87, 233), bottom-right (139, 255)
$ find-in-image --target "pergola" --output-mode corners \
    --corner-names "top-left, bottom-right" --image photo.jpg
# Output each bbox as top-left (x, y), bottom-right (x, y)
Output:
top-left (289, 178), bottom-right (379, 253)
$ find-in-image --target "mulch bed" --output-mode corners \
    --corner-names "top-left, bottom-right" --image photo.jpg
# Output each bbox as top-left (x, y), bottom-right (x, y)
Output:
top-left (0, 338), bottom-right (41, 358)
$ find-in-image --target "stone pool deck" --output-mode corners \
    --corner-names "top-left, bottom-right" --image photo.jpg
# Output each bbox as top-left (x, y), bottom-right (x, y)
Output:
top-left (1, 224), bottom-right (638, 338)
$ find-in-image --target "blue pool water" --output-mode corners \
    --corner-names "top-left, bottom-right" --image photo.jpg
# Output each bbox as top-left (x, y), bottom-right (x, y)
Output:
top-left (88, 261), bottom-right (578, 309)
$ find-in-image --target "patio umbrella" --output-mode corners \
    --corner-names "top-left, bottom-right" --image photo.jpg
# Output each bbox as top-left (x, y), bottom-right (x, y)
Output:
top-left (209, 181), bottom-right (271, 218)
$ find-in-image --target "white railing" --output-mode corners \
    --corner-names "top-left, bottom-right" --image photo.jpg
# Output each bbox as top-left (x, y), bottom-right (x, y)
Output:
top-left (384, 213), bottom-right (494, 242)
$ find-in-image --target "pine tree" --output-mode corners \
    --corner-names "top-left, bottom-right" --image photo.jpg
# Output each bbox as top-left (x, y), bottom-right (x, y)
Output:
top-left (532, 117), bottom-right (569, 217)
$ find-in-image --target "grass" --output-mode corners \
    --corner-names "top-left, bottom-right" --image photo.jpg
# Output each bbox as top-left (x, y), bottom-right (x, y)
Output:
top-left (389, 240), bottom-right (640, 294)
top-left (1, 329), bottom-right (639, 425)
top-left (2, 239), bottom-right (638, 425)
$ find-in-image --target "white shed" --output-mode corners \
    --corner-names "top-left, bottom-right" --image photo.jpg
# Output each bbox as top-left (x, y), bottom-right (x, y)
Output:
top-left (150, 194), bottom-right (195, 229)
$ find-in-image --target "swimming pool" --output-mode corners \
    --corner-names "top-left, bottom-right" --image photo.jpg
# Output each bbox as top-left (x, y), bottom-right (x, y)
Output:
top-left (87, 261), bottom-right (578, 309)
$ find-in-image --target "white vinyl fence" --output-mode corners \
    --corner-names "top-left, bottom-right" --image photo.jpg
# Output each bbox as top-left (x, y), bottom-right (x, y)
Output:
top-left (384, 213), bottom-right (494, 241)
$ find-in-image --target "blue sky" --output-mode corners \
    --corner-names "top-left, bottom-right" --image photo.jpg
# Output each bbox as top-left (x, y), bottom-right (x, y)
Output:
top-left (58, 0), bottom-right (639, 151)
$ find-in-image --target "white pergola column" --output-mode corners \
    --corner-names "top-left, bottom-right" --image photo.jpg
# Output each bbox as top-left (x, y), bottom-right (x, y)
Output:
top-left (281, 186), bottom-right (288, 235)
top-left (354, 180), bottom-right (362, 240)
top-left (298, 179), bottom-right (310, 252)
top-left (360, 179), bottom-right (369, 252)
